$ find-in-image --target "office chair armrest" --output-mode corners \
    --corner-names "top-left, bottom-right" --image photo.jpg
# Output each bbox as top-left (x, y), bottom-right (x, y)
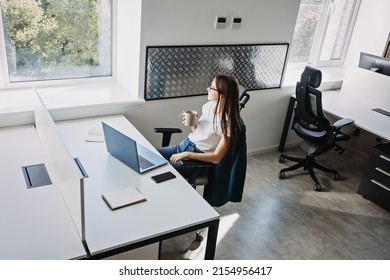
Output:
top-left (239, 92), bottom-right (250, 110)
top-left (333, 118), bottom-right (354, 129)
top-left (154, 128), bottom-right (182, 134)
top-left (154, 127), bottom-right (182, 147)
top-left (180, 159), bottom-right (216, 168)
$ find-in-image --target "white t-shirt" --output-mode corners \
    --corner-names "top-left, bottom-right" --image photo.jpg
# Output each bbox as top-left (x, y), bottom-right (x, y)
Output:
top-left (188, 101), bottom-right (223, 152)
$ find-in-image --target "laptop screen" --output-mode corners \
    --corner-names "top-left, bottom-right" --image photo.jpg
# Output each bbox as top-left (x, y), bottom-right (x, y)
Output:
top-left (102, 122), bottom-right (167, 173)
top-left (102, 122), bottom-right (140, 172)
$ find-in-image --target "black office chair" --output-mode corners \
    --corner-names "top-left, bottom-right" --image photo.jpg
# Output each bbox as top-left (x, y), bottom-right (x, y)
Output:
top-left (278, 66), bottom-right (354, 191)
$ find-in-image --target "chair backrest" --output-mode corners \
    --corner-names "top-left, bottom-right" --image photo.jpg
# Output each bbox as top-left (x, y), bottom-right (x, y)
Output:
top-left (294, 66), bottom-right (330, 133)
top-left (202, 120), bottom-right (247, 207)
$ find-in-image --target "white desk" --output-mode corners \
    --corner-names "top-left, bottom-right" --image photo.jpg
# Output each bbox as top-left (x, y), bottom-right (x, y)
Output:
top-left (0, 126), bottom-right (86, 260)
top-left (322, 67), bottom-right (390, 141)
top-left (321, 90), bottom-right (390, 141)
top-left (55, 115), bottom-right (220, 259)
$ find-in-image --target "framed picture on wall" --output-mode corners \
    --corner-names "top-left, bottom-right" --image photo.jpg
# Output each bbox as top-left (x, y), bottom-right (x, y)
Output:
top-left (383, 32), bottom-right (390, 59)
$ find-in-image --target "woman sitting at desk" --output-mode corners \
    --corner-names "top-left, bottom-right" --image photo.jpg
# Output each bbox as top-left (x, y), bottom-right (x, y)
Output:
top-left (157, 74), bottom-right (243, 177)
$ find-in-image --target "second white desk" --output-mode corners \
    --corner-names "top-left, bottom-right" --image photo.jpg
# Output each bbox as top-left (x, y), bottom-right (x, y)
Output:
top-left (0, 125), bottom-right (86, 259)
top-left (321, 67), bottom-right (390, 141)
top-left (321, 91), bottom-right (390, 141)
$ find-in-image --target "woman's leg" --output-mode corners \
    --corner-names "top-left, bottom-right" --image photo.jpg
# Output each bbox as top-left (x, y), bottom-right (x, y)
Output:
top-left (156, 137), bottom-right (201, 179)
top-left (156, 145), bottom-right (178, 161)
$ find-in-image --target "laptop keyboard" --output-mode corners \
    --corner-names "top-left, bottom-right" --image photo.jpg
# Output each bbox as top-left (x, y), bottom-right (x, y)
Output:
top-left (138, 155), bottom-right (155, 170)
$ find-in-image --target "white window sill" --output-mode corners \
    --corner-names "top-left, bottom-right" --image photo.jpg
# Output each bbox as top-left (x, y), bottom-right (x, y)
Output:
top-left (37, 82), bottom-right (143, 110)
top-left (0, 82), bottom-right (143, 127)
top-left (0, 88), bottom-right (36, 115)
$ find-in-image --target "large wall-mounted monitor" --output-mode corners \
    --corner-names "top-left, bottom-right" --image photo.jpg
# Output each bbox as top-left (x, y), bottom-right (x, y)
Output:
top-left (358, 52), bottom-right (390, 76)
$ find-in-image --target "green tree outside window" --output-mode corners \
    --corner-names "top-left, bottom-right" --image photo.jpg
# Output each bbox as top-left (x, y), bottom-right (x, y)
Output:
top-left (0, 0), bottom-right (112, 82)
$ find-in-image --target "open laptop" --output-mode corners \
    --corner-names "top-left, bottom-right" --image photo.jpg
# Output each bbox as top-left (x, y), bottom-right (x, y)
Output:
top-left (102, 122), bottom-right (167, 173)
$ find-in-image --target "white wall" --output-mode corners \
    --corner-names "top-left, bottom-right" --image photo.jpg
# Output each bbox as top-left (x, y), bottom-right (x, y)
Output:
top-left (122, 0), bottom-right (301, 153)
top-left (116, 0), bottom-right (142, 96)
top-left (345, 0), bottom-right (390, 66)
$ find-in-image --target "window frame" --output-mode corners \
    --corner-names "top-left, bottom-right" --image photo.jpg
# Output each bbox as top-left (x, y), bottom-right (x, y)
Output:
top-left (288, 0), bottom-right (361, 69)
top-left (0, 0), bottom-right (117, 89)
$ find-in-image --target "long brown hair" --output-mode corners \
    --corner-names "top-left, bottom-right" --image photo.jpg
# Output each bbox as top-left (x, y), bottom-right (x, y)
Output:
top-left (214, 74), bottom-right (242, 152)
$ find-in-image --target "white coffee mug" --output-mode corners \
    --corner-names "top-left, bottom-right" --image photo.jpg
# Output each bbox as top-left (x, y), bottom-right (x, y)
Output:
top-left (182, 110), bottom-right (198, 127)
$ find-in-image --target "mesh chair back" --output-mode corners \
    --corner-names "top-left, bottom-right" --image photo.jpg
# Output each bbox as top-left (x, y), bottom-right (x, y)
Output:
top-left (295, 66), bottom-right (330, 132)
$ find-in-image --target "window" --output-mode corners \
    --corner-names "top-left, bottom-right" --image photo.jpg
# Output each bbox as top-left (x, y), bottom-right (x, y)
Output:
top-left (0, 0), bottom-right (112, 84)
top-left (288, 0), bottom-right (361, 68)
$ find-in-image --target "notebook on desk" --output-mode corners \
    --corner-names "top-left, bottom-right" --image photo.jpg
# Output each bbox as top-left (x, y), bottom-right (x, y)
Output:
top-left (102, 186), bottom-right (146, 210)
top-left (102, 122), bottom-right (167, 173)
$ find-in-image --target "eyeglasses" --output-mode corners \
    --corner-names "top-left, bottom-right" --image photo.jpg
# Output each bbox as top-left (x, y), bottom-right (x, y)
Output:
top-left (209, 85), bottom-right (219, 92)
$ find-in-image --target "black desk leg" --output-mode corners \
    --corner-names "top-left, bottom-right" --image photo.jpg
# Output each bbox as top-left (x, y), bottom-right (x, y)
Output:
top-left (278, 96), bottom-right (296, 153)
top-left (204, 219), bottom-right (220, 260)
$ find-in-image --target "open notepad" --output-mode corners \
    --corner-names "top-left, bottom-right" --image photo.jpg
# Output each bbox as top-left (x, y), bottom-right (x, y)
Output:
top-left (102, 186), bottom-right (146, 210)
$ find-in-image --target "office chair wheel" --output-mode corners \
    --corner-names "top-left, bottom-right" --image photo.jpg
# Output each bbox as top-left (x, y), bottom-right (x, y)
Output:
top-left (314, 183), bottom-right (321, 191)
top-left (278, 171), bottom-right (286, 179)
top-left (279, 155), bottom-right (285, 163)
top-left (195, 231), bottom-right (204, 242)
top-left (332, 172), bottom-right (339, 180)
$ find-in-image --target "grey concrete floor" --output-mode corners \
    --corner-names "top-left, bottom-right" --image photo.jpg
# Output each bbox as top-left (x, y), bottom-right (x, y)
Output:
top-left (160, 130), bottom-right (390, 260)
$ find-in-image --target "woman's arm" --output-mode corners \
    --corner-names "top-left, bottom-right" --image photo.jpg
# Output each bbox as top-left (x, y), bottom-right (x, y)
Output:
top-left (169, 136), bottom-right (228, 165)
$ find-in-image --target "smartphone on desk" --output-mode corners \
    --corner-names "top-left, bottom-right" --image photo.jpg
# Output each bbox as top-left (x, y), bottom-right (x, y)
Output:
top-left (151, 171), bottom-right (176, 183)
